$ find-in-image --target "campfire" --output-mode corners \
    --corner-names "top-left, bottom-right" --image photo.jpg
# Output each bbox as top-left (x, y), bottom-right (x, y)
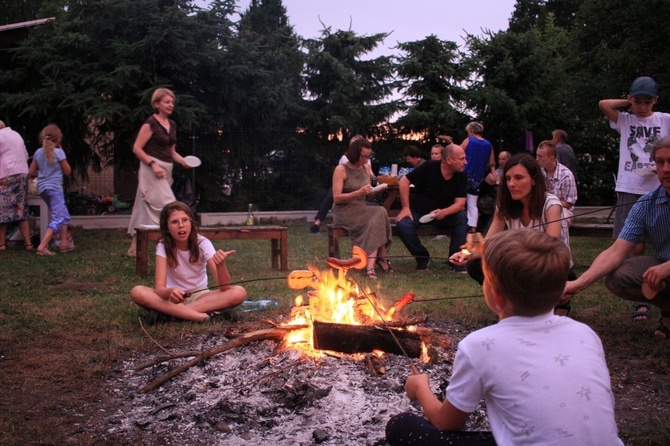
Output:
top-left (282, 246), bottom-right (434, 360)
top-left (137, 246), bottom-right (450, 393)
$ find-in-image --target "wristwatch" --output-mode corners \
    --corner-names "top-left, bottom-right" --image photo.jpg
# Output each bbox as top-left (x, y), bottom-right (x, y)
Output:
top-left (148, 160), bottom-right (156, 167)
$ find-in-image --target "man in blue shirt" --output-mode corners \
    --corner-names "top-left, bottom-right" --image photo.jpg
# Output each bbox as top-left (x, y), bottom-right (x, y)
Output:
top-left (564, 136), bottom-right (670, 338)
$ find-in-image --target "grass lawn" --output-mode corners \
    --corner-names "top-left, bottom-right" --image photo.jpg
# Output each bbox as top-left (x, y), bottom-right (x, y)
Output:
top-left (0, 224), bottom-right (668, 445)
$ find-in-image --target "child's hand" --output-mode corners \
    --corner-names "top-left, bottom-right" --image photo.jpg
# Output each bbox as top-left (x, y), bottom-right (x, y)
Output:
top-left (213, 249), bottom-right (236, 265)
top-left (168, 288), bottom-right (186, 304)
top-left (449, 251), bottom-right (469, 266)
top-left (405, 373), bottom-right (430, 401)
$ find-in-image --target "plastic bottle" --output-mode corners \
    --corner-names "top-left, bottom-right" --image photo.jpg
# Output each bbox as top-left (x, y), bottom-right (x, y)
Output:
top-left (239, 299), bottom-right (279, 312)
top-left (245, 203), bottom-right (254, 226)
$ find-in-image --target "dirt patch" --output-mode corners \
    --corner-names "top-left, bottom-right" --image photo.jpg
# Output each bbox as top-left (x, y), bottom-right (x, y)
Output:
top-left (1, 318), bottom-right (669, 445)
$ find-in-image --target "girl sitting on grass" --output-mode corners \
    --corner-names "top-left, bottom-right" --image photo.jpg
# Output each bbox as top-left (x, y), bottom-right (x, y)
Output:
top-left (130, 201), bottom-right (246, 323)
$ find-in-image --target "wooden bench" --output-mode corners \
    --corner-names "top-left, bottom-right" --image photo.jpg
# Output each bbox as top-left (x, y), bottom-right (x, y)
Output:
top-left (135, 225), bottom-right (288, 277)
top-left (327, 223), bottom-right (450, 258)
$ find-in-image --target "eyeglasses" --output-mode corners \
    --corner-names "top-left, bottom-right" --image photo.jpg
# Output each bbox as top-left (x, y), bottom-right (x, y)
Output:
top-left (168, 217), bottom-right (191, 226)
top-left (360, 154), bottom-right (372, 160)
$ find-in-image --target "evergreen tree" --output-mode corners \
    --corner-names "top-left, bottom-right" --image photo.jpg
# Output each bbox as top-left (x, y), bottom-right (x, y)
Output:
top-left (394, 35), bottom-right (469, 141)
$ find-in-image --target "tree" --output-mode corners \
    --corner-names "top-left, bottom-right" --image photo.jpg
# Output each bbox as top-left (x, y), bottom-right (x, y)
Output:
top-left (0, 0), bottom-right (237, 192)
top-left (463, 13), bottom-right (572, 153)
top-left (302, 27), bottom-right (399, 141)
top-left (394, 35), bottom-right (470, 141)
top-left (208, 0), bottom-right (307, 210)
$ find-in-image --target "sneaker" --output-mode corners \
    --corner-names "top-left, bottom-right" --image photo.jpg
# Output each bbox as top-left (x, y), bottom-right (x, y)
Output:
top-left (416, 259), bottom-right (431, 271)
top-left (449, 264), bottom-right (467, 274)
top-left (145, 309), bottom-right (173, 325)
top-left (207, 308), bottom-right (241, 322)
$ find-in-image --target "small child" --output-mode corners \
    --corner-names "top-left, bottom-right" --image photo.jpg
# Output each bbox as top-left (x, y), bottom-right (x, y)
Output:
top-left (29, 124), bottom-right (74, 255)
top-left (387, 229), bottom-right (623, 446)
top-left (599, 76), bottom-right (670, 320)
top-left (599, 76), bottom-right (670, 241)
top-left (130, 201), bottom-right (246, 323)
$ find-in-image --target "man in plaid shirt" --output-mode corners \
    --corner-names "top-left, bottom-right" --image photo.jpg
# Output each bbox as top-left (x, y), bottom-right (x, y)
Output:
top-left (536, 140), bottom-right (578, 224)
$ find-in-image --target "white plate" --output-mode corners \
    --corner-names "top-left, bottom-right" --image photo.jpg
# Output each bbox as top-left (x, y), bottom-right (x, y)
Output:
top-left (370, 183), bottom-right (388, 193)
top-left (184, 155), bottom-right (202, 167)
top-left (419, 213), bottom-right (435, 223)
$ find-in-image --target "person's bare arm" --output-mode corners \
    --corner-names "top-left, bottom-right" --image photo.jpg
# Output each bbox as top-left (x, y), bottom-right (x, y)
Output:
top-left (543, 204), bottom-right (563, 239)
top-left (405, 373), bottom-right (470, 431)
top-left (60, 159), bottom-right (72, 176)
top-left (435, 197), bottom-right (466, 219)
top-left (564, 238), bottom-right (634, 296)
top-left (395, 176), bottom-right (413, 222)
top-left (598, 99), bottom-right (628, 124)
top-left (131, 123), bottom-right (154, 163)
top-left (28, 159), bottom-right (38, 177)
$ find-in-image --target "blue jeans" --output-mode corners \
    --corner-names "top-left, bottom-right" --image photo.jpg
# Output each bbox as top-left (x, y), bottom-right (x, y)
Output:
top-left (396, 209), bottom-right (467, 266)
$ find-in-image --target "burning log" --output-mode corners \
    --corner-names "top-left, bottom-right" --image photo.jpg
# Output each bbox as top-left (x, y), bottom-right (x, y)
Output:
top-left (312, 321), bottom-right (424, 358)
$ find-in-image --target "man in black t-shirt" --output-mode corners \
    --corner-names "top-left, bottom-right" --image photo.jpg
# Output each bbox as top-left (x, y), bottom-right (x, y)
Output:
top-left (396, 144), bottom-right (468, 271)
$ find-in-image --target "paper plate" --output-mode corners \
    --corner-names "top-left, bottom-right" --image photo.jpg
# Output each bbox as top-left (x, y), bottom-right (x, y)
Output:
top-left (184, 155), bottom-right (202, 168)
top-left (370, 183), bottom-right (389, 193)
top-left (419, 213), bottom-right (435, 224)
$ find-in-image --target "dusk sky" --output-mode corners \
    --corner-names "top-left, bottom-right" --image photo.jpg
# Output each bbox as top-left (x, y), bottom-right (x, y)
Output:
top-left (228, 0), bottom-right (517, 57)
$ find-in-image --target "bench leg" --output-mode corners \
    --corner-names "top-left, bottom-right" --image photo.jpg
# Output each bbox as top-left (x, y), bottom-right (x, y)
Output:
top-left (271, 239), bottom-right (279, 270)
top-left (280, 231), bottom-right (288, 271)
top-left (328, 230), bottom-right (341, 258)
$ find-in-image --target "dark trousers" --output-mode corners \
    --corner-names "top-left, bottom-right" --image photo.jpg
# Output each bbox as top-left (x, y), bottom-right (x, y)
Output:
top-left (386, 412), bottom-right (496, 446)
top-left (395, 209), bottom-right (467, 266)
top-left (315, 189), bottom-right (334, 222)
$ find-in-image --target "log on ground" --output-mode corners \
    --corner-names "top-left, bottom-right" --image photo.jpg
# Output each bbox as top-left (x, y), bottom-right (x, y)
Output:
top-left (312, 321), bottom-right (423, 357)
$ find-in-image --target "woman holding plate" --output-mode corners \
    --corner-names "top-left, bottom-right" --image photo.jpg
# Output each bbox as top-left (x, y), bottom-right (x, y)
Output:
top-left (126, 88), bottom-right (191, 258)
top-left (332, 138), bottom-right (392, 280)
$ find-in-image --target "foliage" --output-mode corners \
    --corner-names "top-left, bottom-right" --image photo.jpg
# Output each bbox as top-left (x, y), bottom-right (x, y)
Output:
top-left (394, 35), bottom-right (470, 141)
top-left (3, 0), bottom-right (670, 208)
top-left (301, 26), bottom-right (400, 141)
top-left (463, 13), bottom-right (572, 153)
top-left (0, 0), bottom-right (235, 176)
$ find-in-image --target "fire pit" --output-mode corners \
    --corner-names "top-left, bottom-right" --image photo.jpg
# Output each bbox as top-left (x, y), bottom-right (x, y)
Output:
top-left (100, 249), bottom-right (474, 444)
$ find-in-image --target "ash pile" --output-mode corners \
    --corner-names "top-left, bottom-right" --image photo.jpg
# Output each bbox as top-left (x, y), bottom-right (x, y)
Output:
top-left (99, 322), bottom-right (490, 445)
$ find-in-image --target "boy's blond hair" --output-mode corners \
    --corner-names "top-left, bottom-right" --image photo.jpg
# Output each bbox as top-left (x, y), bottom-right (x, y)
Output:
top-left (483, 229), bottom-right (570, 316)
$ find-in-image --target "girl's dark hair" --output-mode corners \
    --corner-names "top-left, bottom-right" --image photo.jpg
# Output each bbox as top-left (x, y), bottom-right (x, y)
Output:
top-left (496, 154), bottom-right (548, 220)
top-left (344, 138), bottom-right (372, 165)
top-left (159, 201), bottom-right (199, 268)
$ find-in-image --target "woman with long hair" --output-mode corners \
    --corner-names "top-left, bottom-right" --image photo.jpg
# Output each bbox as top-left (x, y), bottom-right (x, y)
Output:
top-left (129, 201), bottom-right (246, 323)
top-left (451, 153), bottom-right (574, 314)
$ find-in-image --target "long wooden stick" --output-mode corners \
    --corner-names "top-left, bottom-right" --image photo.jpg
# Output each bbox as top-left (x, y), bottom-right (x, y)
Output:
top-left (140, 327), bottom-right (296, 393)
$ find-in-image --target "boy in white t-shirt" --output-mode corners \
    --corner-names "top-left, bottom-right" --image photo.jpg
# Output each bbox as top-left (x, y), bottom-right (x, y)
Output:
top-left (386, 229), bottom-right (623, 446)
top-left (599, 76), bottom-right (670, 320)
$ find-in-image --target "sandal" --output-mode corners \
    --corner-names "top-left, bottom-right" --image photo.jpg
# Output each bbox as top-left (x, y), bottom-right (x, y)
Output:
top-left (36, 247), bottom-right (56, 256)
top-left (631, 303), bottom-right (651, 321)
top-left (375, 257), bottom-right (394, 274)
top-left (554, 300), bottom-right (571, 317)
top-left (654, 317), bottom-right (670, 340)
top-left (0, 244), bottom-right (6, 251)
top-left (59, 243), bottom-right (75, 253)
top-left (365, 269), bottom-right (378, 280)
top-left (24, 243), bottom-right (34, 251)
